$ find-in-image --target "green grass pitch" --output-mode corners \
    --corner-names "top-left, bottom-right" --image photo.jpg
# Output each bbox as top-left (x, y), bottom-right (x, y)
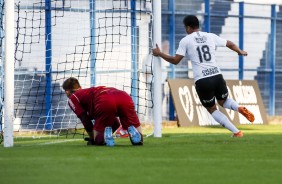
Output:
top-left (1, 125), bottom-right (282, 184)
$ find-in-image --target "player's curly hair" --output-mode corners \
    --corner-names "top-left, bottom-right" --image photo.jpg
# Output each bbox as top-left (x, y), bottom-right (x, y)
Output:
top-left (62, 77), bottom-right (81, 91)
top-left (183, 15), bottom-right (199, 29)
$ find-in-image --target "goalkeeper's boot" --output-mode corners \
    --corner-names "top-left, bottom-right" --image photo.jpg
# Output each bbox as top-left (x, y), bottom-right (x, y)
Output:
top-left (232, 131), bottom-right (244, 138)
top-left (128, 126), bottom-right (143, 145)
top-left (238, 107), bottom-right (255, 123)
top-left (104, 127), bottom-right (115, 147)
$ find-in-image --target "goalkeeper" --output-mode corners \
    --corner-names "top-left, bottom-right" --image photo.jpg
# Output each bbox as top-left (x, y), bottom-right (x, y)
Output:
top-left (62, 77), bottom-right (143, 146)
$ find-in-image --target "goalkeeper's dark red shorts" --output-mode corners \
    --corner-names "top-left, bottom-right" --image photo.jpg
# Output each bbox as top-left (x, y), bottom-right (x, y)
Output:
top-left (93, 89), bottom-right (140, 132)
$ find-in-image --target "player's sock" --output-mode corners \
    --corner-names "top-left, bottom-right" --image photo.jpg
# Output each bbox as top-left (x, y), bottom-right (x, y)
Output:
top-left (212, 110), bottom-right (240, 133)
top-left (223, 98), bottom-right (239, 111)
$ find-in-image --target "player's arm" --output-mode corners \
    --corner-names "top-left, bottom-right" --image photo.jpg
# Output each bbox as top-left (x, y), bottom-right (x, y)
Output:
top-left (68, 97), bottom-right (94, 141)
top-left (226, 40), bottom-right (248, 56)
top-left (77, 112), bottom-right (94, 140)
top-left (152, 44), bottom-right (184, 65)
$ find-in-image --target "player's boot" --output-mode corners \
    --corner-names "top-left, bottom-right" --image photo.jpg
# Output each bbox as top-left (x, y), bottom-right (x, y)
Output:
top-left (232, 131), bottom-right (244, 138)
top-left (115, 126), bottom-right (129, 138)
top-left (104, 127), bottom-right (115, 147)
top-left (238, 107), bottom-right (255, 123)
top-left (128, 125), bottom-right (143, 145)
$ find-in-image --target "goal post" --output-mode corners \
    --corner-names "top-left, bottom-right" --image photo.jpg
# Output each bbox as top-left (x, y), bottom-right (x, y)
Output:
top-left (1, 0), bottom-right (163, 145)
top-left (152, 0), bottom-right (162, 137)
top-left (3, 0), bottom-right (14, 147)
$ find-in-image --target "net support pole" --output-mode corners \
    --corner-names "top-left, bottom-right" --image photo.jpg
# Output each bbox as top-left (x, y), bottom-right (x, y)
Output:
top-left (204, 0), bottom-right (210, 32)
top-left (269, 4), bottom-right (276, 115)
top-left (131, 0), bottom-right (138, 108)
top-left (168, 0), bottom-right (175, 120)
top-left (239, 2), bottom-right (244, 80)
top-left (153, 0), bottom-right (162, 137)
top-left (0, 0), bottom-right (4, 133)
top-left (4, 0), bottom-right (15, 147)
top-left (90, 0), bottom-right (96, 86)
top-left (45, 0), bottom-right (52, 130)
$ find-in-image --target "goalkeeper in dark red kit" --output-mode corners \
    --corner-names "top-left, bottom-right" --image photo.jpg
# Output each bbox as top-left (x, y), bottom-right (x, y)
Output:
top-left (62, 77), bottom-right (143, 146)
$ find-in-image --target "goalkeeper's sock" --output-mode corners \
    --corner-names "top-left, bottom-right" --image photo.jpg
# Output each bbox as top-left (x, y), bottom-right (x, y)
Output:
top-left (212, 110), bottom-right (240, 133)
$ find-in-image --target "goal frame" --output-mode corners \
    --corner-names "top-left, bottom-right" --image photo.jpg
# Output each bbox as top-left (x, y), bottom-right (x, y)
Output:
top-left (2, 0), bottom-right (162, 147)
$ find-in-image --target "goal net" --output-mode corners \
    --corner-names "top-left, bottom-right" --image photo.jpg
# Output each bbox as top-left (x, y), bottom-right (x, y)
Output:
top-left (0, 0), bottom-right (154, 138)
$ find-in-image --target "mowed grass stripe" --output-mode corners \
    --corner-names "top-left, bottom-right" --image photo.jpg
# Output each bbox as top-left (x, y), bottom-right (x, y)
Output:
top-left (0, 125), bottom-right (282, 184)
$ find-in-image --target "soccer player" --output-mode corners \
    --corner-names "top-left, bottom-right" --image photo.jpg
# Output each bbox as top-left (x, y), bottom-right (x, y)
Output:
top-left (62, 77), bottom-right (143, 146)
top-left (152, 15), bottom-right (254, 137)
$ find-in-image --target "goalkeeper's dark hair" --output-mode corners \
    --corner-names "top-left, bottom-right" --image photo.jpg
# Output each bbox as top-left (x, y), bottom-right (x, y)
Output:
top-left (183, 15), bottom-right (199, 29)
top-left (62, 77), bottom-right (81, 91)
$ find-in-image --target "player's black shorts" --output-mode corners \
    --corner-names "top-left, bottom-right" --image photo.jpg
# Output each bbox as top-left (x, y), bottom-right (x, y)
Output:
top-left (195, 74), bottom-right (228, 108)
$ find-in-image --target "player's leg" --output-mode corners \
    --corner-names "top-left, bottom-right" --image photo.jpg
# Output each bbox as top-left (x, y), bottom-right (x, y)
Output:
top-left (215, 75), bottom-right (255, 123)
top-left (114, 90), bottom-right (143, 145)
top-left (88, 118), bottom-right (119, 146)
top-left (92, 125), bottom-right (115, 146)
top-left (219, 98), bottom-right (254, 123)
top-left (208, 105), bottom-right (242, 136)
top-left (93, 95), bottom-right (118, 146)
top-left (196, 75), bottom-right (242, 136)
top-left (93, 130), bottom-right (107, 145)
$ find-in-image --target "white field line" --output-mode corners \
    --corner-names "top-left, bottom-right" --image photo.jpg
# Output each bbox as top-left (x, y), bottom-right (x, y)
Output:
top-left (38, 139), bottom-right (82, 145)
top-left (18, 139), bottom-right (82, 147)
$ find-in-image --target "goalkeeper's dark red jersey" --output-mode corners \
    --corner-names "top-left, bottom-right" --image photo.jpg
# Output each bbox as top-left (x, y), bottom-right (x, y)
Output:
top-left (68, 86), bottom-right (140, 132)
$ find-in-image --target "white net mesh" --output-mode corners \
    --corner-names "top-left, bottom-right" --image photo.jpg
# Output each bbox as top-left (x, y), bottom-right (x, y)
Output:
top-left (1, 0), bottom-right (154, 137)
